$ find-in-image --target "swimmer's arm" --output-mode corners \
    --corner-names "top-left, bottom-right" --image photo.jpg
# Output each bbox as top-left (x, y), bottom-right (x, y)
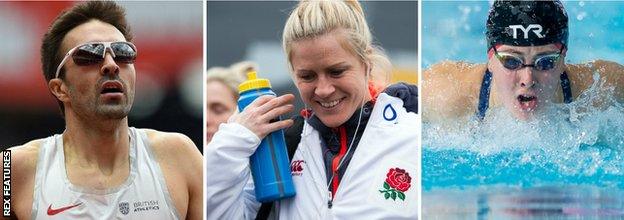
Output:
top-left (146, 130), bottom-right (203, 220)
top-left (422, 62), bottom-right (456, 122)
top-left (423, 61), bottom-right (484, 123)
top-left (568, 60), bottom-right (624, 104)
top-left (594, 60), bottom-right (624, 103)
top-left (6, 140), bottom-right (41, 220)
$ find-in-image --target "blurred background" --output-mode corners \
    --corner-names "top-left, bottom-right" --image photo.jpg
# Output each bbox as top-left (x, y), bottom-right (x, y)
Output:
top-left (422, 1), bottom-right (624, 68)
top-left (0, 1), bottom-right (203, 151)
top-left (206, 1), bottom-right (418, 121)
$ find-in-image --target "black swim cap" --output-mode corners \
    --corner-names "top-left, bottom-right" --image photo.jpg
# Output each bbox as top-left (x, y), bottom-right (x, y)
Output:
top-left (486, 0), bottom-right (568, 50)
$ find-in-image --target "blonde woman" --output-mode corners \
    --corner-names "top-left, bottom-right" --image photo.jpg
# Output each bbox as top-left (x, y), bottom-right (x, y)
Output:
top-left (206, 1), bottom-right (418, 219)
top-left (206, 61), bottom-right (257, 142)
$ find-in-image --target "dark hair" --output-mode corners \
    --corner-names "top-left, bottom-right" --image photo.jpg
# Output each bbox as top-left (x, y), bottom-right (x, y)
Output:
top-left (41, 1), bottom-right (133, 115)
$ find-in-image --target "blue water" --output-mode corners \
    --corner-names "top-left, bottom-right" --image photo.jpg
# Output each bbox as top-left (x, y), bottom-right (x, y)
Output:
top-left (422, 1), bottom-right (624, 68)
top-left (423, 75), bottom-right (624, 217)
top-left (424, 186), bottom-right (624, 219)
top-left (424, 70), bottom-right (624, 185)
top-left (423, 2), bottom-right (624, 217)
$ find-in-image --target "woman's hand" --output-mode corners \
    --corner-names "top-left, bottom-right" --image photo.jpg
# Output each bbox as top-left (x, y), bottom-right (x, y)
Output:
top-left (229, 94), bottom-right (295, 139)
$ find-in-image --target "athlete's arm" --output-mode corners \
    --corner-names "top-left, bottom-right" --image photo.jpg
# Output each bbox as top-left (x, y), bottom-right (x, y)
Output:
top-left (422, 61), bottom-right (486, 123)
top-left (567, 60), bottom-right (624, 105)
top-left (146, 130), bottom-right (203, 220)
top-left (6, 140), bottom-right (42, 220)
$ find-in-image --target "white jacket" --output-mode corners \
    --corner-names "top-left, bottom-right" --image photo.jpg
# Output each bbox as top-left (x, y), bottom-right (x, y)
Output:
top-left (206, 93), bottom-right (420, 219)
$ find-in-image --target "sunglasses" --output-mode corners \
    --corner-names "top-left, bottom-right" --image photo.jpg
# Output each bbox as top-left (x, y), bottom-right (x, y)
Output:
top-left (54, 41), bottom-right (138, 78)
top-left (493, 47), bottom-right (563, 71)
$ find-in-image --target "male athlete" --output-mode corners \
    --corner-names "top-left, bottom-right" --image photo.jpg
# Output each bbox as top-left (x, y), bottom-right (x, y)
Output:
top-left (8, 2), bottom-right (202, 219)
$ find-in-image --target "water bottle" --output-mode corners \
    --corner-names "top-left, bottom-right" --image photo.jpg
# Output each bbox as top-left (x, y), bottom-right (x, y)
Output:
top-left (238, 71), bottom-right (296, 202)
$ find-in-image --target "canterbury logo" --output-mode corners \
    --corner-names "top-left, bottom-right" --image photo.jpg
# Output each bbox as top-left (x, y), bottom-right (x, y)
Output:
top-left (291, 160), bottom-right (304, 176)
top-left (508, 24), bottom-right (545, 39)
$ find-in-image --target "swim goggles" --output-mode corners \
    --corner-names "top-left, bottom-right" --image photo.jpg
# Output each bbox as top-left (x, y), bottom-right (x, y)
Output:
top-left (55, 41), bottom-right (138, 78)
top-left (493, 47), bottom-right (563, 71)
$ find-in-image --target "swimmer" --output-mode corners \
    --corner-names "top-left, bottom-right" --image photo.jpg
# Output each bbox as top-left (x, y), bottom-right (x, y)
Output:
top-left (423, 0), bottom-right (624, 123)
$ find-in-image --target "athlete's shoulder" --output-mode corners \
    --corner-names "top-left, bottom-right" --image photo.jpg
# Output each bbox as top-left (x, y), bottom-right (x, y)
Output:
top-left (139, 128), bottom-right (202, 173)
top-left (569, 60), bottom-right (624, 71)
top-left (592, 60), bottom-right (624, 70)
top-left (9, 138), bottom-right (44, 152)
top-left (423, 61), bottom-right (486, 123)
top-left (9, 139), bottom-right (44, 171)
top-left (567, 60), bottom-right (624, 76)
top-left (425, 61), bottom-right (486, 78)
top-left (7, 139), bottom-right (43, 212)
top-left (423, 61), bottom-right (487, 95)
top-left (135, 129), bottom-right (202, 219)
top-left (566, 60), bottom-right (624, 101)
top-left (139, 129), bottom-right (202, 181)
top-left (139, 129), bottom-right (200, 157)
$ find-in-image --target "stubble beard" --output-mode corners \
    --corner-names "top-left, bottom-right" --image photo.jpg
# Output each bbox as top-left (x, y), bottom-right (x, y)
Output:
top-left (69, 85), bottom-right (134, 121)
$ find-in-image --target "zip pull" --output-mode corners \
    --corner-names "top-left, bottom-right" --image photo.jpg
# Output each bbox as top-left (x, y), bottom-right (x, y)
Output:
top-left (327, 191), bottom-right (333, 209)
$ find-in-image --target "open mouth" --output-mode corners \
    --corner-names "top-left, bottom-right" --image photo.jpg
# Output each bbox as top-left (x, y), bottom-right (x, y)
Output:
top-left (517, 95), bottom-right (536, 102)
top-left (100, 81), bottom-right (124, 94)
top-left (517, 94), bottom-right (537, 111)
top-left (101, 87), bottom-right (122, 94)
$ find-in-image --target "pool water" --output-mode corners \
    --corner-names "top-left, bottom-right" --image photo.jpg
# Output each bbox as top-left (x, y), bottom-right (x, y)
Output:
top-left (424, 185), bottom-right (624, 219)
top-left (423, 70), bottom-right (624, 218)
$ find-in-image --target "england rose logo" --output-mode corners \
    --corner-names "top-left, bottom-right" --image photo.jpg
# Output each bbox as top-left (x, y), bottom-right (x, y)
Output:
top-left (379, 168), bottom-right (411, 201)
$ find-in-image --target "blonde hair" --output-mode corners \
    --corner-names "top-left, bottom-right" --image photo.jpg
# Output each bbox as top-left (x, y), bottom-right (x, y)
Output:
top-left (206, 61), bottom-right (257, 98)
top-left (282, 0), bottom-right (392, 89)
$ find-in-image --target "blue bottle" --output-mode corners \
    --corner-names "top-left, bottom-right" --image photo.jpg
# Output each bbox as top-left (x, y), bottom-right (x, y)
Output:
top-left (238, 71), bottom-right (296, 203)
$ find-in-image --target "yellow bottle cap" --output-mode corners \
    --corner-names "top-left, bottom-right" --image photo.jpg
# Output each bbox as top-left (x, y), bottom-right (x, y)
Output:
top-left (238, 71), bottom-right (271, 93)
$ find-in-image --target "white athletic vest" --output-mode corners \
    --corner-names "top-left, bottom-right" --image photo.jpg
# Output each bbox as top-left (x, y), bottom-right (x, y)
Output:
top-left (31, 128), bottom-right (180, 219)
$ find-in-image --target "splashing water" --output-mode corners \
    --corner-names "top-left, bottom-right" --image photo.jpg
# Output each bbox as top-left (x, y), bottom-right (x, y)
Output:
top-left (424, 70), bottom-right (624, 190)
top-left (423, 69), bottom-right (624, 218)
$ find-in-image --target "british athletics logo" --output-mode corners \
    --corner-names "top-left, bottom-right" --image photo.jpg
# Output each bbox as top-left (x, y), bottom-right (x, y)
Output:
top-left (3, 150), bottom-right (10, 217)
top-left (119, 202), bottom-right (130, 215)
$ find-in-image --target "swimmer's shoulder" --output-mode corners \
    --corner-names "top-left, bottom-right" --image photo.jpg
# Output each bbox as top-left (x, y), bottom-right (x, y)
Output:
top-left (566, 60), bottom-right (624, 101)
top-left (425, 60), bottom-right (486, 77)
top-left (423, 61), bottom-right (487, 122)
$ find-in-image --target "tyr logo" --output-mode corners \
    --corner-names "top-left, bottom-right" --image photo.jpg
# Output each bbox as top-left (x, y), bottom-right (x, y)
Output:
top-left (508, 24), bottom-right (545, 39)
top-left (291, 160), bottom-right (305, 176)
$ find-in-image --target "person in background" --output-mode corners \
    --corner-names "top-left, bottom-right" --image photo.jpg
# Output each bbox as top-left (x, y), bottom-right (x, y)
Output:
top-left (206, 61), bottom-right (257, 143)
